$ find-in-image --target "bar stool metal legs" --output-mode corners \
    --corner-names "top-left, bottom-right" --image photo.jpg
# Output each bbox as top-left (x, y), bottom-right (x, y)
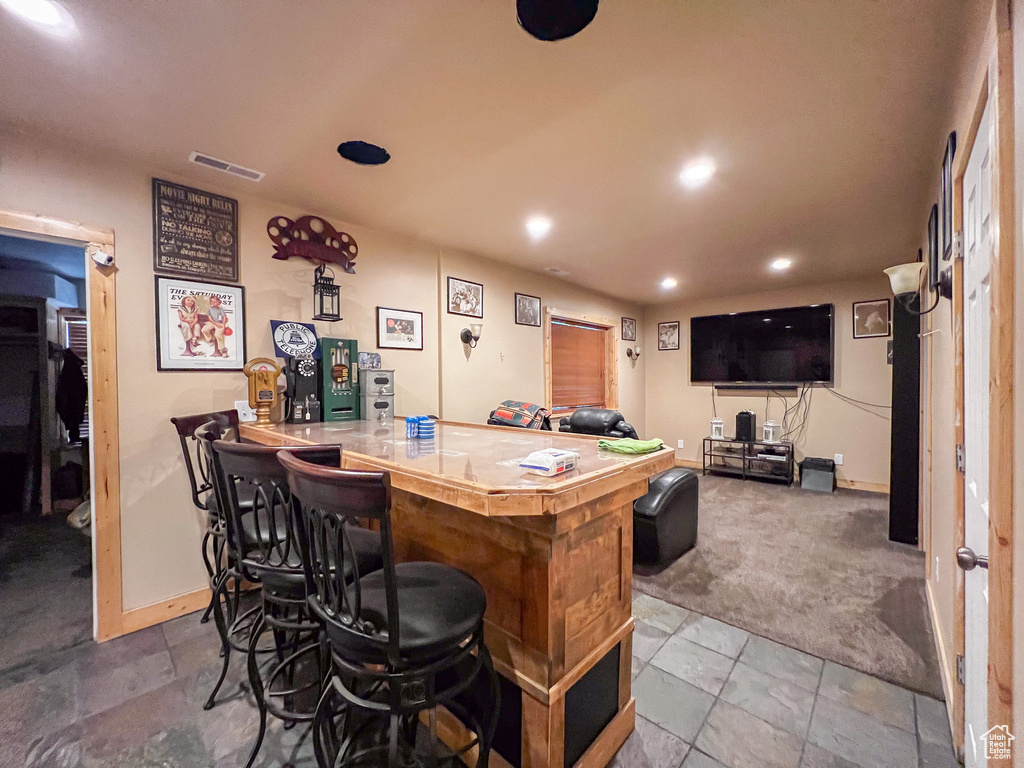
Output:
top-left (244, 583), bottom-right (323, 768)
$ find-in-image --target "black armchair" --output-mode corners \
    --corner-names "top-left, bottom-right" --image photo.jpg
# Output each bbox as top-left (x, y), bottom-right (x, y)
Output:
top-left (557, 408), bottom-right (639, 439)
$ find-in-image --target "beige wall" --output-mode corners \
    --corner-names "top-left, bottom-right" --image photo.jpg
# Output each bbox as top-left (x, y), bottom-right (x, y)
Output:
top-left (644, 277), bottom-right (893, 488)
top-left (438, 249), bottom-right (645, 433)
top-left (0, 130), bottom-right (640, 612)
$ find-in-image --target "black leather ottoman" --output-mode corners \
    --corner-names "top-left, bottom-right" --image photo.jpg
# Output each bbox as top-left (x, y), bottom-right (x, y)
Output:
top-left (633, 468), bottom-right (699, 566)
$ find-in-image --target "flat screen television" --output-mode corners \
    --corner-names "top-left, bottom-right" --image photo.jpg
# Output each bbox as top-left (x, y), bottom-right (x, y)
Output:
top-left (690, 304), bottom-right (834, 385)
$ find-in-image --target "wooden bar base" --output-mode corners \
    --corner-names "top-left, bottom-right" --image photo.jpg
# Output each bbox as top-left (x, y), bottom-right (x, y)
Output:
top-left (240, 420), bottom-right (672, 768)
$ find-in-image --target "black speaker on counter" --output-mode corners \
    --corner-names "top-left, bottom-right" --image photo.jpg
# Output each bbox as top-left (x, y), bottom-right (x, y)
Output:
top-left (736, 410), bottom-right (756, 442)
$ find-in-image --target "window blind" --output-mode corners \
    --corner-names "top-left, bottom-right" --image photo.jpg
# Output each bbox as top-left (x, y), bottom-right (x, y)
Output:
top-left (551, 319), bottom-right (606, 412)
top-left (64, 317), bottom-right (89, 442)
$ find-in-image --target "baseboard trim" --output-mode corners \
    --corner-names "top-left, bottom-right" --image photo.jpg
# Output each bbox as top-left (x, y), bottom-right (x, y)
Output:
top-left (114, 587), bottom-right (212, 639)
top-left (836, 478), bottom-right (890, 494)
top-left (674, 457), bottom-right (889, 494)
top-left (925, 580), bottom-right (960, 753)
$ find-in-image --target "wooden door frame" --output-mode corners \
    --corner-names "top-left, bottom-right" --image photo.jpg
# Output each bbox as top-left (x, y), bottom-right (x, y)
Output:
top-left (0, 209), bottom-right (123, 642)
top-left (543, 307), bottom-right (620, 416)
top-left (949, 4), bottom-right (1015, 752)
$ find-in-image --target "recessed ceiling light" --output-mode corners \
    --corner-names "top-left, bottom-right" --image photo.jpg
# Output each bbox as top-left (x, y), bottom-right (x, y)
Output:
top-left (770, 257), bottom-right (792, 271)
top-left (337, 141), bottom-right (390, 165)
top-left (526, 215), bottom-right (552, 241)
top-left (0, 0), bottom-right (75, 36)
top-left (679, 158), bottom-right (716, 188)
top-left (660, 277), bottom-right (678, 290)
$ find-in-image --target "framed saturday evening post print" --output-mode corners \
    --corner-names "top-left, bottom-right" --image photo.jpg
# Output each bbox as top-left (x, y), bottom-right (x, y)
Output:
top-left (447, 276), bottom-right (483, 318)
top-left (156, 276), bottom-right (246, 371)
top-left (153, 178), bottom-right (239, 282)
top-left (376, 306), bottom-right (424, 350)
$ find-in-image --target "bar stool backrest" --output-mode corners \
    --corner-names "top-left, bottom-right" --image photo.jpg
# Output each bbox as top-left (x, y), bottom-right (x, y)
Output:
top-left (201, 431), bottom-right (341, 579)
top-left (277, 449), bottom-right (401, 666)
top-left (170, 410), bottom-right (241, 511)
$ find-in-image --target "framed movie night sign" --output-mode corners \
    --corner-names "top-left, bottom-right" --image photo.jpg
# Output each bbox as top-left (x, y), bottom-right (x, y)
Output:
top-left (153, 178), bottom-right (239, 282)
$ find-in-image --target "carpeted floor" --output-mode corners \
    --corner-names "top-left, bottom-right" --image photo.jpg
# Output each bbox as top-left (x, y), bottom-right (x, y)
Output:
top-left (633, 473), bottom-right (943, 698)
top-left (0, 514), bottom-right (93, 684)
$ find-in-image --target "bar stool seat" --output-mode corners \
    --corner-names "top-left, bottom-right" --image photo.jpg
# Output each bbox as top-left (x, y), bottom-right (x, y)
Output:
top-left (327, 561), bottom-right (486, 663)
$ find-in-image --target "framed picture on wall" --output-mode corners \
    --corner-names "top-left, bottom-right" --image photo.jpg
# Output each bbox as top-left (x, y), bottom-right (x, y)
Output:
top-left (447, 276), bottom-right (483, 318)
top-left (514, 293), bottom-right (541, 326)
top-left (621, 317), bottom-right (637, 342)
top-left (941, 131), bottom-right (957, 260)
top-left (658, 321), bottom-right (680, 350)
top-left (927, 203), bottom-right (939, 288)
top-left (852, 299), bottom-right (891, 339)
top-left (155, 276), bottom-right (246, 371)
top-left (376, 306), bottom-right (424, 350)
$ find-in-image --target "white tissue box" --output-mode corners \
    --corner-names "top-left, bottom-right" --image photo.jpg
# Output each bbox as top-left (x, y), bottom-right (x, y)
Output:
top-left (519, 448), bottom-right (580, 477)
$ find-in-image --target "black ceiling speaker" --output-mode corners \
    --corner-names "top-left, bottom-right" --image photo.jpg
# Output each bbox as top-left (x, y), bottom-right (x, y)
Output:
top-left (517, 0), bottom-right (598, 41)
top-left (337, 141), bottom-right (391, 165)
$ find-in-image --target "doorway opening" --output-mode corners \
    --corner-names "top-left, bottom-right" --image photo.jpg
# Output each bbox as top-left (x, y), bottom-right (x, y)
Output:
top-left (0, 231), bottom-right (93, 672)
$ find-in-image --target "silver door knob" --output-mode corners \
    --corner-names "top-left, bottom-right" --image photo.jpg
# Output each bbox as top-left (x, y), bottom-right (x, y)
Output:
top-left (956, 547), bottom-right (989, 571)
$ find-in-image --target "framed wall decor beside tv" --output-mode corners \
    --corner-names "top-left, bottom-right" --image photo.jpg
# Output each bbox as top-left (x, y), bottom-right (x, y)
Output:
top-left (658, 321), bottom-right (680, 351)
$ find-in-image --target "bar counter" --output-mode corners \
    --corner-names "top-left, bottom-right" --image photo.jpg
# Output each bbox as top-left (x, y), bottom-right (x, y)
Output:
top-left (240, 418), bottom-right (675, 768)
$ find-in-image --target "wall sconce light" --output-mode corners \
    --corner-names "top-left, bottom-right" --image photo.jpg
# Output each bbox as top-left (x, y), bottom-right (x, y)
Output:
top-left (626, 345), bottom-right (641, 361)
top-left (883, 259), bottom-right (952, 317)
top-left (460, 323), bottom-right (482, 348)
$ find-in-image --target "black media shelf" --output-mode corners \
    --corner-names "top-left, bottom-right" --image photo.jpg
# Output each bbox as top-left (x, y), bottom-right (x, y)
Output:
top-left (702, 436), bottom-right (794, 486)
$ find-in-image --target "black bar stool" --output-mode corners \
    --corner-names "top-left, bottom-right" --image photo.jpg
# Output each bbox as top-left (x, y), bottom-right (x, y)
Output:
top-left (278, 449), bottom-right (500, 768)
top-left (169, 409), bottom-right (242, 626)
top-left (193, 420), bottom-right (265, 711)
top-left (207, 438), bottom-right (384, 768)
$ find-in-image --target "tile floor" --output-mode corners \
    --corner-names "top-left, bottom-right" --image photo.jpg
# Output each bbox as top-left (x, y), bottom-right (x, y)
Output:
top-left (0, 588), bottom-right (960, 768)
top-left (620, 591), bottom-right (960, 768)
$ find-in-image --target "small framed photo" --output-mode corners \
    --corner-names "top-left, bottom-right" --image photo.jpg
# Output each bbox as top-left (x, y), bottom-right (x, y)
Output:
top-left (658, 321), bottom-right (680, 350)
top-left (515, 293), bottom-right (541, 326)
top-left (447, 276), bottom-right (483, 318)
top-left (621, 317), bottom-right (637, 342)
top-left (376, 306), bottom-right (424, 350)
top-left (156, 276), bottom-right (246, 371)
top-left (852, 299), bottom-right (891, 339)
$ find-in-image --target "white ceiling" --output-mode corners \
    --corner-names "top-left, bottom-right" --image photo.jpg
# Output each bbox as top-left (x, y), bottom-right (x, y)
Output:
top-left (0, 0), bottom-right (987, 303)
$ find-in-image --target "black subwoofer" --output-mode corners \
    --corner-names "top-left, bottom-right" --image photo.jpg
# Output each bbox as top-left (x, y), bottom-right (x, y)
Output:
top-left (736, 410), bottom-right (756, 442)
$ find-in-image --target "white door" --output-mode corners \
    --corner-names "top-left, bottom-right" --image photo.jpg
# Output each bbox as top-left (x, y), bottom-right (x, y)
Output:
top-left (961, 95), bottom-right (992, 767)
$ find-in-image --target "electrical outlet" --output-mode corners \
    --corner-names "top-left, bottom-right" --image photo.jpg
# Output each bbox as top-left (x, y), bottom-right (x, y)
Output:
top-left (834, 453), bottom-right (844, 466)
top-left (235, 399), bottom-right (256, 423)
top-left (677, 439), bottom-right (685, 450)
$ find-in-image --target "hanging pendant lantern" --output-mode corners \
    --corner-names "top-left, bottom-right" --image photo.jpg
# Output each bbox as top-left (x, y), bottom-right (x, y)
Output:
top-left (312, 263), bottom-right (341, 322)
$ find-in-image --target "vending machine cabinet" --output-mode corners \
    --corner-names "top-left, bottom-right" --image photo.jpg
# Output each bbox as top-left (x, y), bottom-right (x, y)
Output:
top-left (320, 338), bottom-right (360, 421)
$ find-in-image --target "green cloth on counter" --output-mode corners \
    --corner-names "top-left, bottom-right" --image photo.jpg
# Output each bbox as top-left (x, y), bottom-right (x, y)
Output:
top-left (597, 437), bottom-right (664, 454)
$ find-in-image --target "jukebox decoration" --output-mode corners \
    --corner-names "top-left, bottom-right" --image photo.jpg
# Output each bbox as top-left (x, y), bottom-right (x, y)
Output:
top-left (267, 215), bottom-right (358, 322)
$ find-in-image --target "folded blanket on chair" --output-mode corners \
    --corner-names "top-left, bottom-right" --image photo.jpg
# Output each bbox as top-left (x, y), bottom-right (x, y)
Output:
top-left (597, 438), bottom-right (665, 454)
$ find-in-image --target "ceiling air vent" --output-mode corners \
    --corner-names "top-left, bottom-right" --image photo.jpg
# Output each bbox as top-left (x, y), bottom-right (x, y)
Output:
top-left (547, 267), bottom-right (570, 276)
top-left (188, 151), bottom-right (265, 182)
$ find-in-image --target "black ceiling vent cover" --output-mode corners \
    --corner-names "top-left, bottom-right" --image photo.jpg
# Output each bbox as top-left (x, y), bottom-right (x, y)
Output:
top-left (517, 0), bottom-right (598, 41)
top-left (337, 141), bottom-right (391, 165)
